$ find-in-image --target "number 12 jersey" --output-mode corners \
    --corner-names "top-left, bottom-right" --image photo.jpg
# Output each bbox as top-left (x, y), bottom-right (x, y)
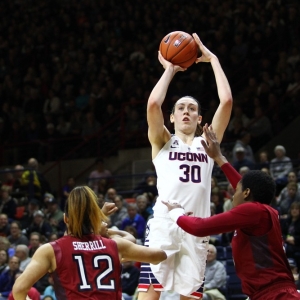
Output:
top-left (50, 234), bottom-right (122, 300)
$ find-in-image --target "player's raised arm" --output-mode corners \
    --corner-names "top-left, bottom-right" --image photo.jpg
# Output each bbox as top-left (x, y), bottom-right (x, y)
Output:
top-left (193, 33), bottom-right (232, 142)
top-left (147, 52), bottom-right (185, 158)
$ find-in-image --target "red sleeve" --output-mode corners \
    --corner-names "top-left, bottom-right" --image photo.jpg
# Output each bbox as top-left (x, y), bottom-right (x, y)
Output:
top-left (221, 162), bottom-right (242, 189)
top-left (177, 202), bottom-right (265, 236)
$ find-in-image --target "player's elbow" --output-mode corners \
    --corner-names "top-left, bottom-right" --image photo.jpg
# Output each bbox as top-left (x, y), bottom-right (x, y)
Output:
top-left (147, 97), bottom-right (161, 111)
top-left (12, 278), bottom-right (30, 300)
top-left (224, 95), bottom-right (233, 106)
top-left (152, 251), bottom-right (167, 265)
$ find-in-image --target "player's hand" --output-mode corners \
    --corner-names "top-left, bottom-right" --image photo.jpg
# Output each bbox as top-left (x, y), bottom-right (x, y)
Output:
top-left (101, 202), bottom-right (117, 216)
top-left (162, 201), bottom-right (193, 216)
top-left (193, 33), bottom-right (217, 63)
top-left (201, 124), bottom-right (222, 159)
top-left (161, 200), bottom-right (183, 210)
top-left (158, 51), bottom-right (186, 72)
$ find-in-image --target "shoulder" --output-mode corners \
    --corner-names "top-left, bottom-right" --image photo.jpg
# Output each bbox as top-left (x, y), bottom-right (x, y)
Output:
top-left (235, 202), bottom-right (266, 213)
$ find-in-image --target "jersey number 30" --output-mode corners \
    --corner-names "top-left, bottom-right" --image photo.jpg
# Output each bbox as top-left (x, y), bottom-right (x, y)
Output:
top-left (74, 254), bottom-right (115, 291)
top-left (180, 164), bottom-right (201, 183)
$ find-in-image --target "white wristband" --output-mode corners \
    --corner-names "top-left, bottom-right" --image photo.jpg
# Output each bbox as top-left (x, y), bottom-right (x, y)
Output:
top-left (169, 208), bottom-right (185, 222)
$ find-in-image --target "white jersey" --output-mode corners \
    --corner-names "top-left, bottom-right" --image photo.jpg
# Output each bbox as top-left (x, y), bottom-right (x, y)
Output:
top-left (153, 135), bottom-right (214, 218)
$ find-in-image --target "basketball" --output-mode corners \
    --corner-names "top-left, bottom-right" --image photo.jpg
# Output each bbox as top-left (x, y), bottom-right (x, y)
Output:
top-left (159, 31), bottom-right (198, 68)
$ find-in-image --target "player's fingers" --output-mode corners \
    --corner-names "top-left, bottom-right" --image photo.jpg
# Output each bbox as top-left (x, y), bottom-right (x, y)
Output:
top-left (192, 33), bottom-right (201, 44)
top-left (201, 139), bottom-right (208, 151)
top-left (195, 56), bottom-right (204, 63)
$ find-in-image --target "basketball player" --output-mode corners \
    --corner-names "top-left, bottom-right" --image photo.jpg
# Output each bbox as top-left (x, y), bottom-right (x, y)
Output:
top-left (164, 124), bottom-right (300, 300)
top-left (12, 186), bottom-right (166, 300)
top-left (137, 33), bottom-right (232, 300)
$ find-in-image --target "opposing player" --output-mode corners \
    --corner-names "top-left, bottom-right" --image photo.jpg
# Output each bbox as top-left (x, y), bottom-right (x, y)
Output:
top-left (164, 124), bottom-right (300, 300)
top-left (137, 33), bottom-right (232, 300)
top-left (12, 186), bottom-right (166, 300)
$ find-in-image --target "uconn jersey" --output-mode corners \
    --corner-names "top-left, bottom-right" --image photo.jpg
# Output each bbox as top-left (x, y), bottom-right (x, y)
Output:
top-left (153, 135), bottom-right (214, 218)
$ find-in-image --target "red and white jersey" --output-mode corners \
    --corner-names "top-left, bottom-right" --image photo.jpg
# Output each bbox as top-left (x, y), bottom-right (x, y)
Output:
top-left (153, 135), bottom-right (214, 218)
top-left (50, 234), bottom-right (122, 300)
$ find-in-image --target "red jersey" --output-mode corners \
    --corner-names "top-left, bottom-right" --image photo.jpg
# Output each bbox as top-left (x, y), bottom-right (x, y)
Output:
top-left (231, 204), bottom-right (295, 298)
top-left (176, 163), bottom-right (297, 299)
top-left (50, 234), bottom-right (122, 300)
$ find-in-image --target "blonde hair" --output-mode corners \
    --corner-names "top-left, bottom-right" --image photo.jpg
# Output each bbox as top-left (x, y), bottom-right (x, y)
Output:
top-left (66, 186), bottom-right (108, 238)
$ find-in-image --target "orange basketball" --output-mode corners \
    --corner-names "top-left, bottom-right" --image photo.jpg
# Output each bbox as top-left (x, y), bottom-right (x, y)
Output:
top-left (159, 31), bottom-right (198, 68)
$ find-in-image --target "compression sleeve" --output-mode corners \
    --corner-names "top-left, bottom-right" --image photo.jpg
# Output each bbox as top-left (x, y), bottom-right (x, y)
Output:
top-left (220, 162), bottom-right (242, 189)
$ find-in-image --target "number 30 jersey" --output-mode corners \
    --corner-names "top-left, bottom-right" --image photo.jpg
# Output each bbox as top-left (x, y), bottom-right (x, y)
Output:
top-left (50, 234), bottom-right (122, 300)
top-left (153, 135), bottom-right (214, 218)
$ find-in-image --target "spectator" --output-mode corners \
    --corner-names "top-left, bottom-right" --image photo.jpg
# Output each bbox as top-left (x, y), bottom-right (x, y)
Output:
top-left (223, 183), bottom-right (234, 212)
top-left (133, 171), bottom-right (158, 199)
top-left (277, 171), bottom-right (300, 204)
top-left (121, 203), bottom-right (146, 241)
top-left (20, 198), bottom-right (40, 231)
top-left (210, 188), bottom-right (224, 215)
top-left (0, 214), bottom-right (10, 237)
top-left (39, 123), bottom-right (60, 162)
top-left (110, 195), bottom-right (128, 229)
top-left (121, 261), bottom-right (140, 300)
top-left (28, 232), bottom-right (41, 257)
top-left (136, 194), bottom-right (152, 222)
top-left (44, 198), bottom-right (63, 234)
top-left (270, 145), bottom-right (293, 193)
top-left (0, 256), bottom-right (20, 299)
top-left (202, 244), bottom-right (227, 300)
top-left (88, 158), bottom-right (112, 193)
top-left (26, 210), bottom-right (52, 241)
top-left (257, 150), bottom-right (270, 170)
top-left (278, 182), bottom-right (300, 218)
top-left (239, 166), bottom-right (250, 176)
top-left (26, 158), bottom-right (51, 198)
top-left (48, 233), bottom-right (58, 242)
top-left (288, 258), bottom-right (300, 290)
top-left (43, 90), bottom-right (61, 115)
top-left (232, 130), bottom-right (255, 163)
top-left (81, 111), bottom-right (101, 146)
top-left (75, 87), bottom-right (89, 110)
top-left (247, 106), bottom-right (273, 152)
top-left (281, 202), bottom-right (300, 268)
top-left (0, 249), bottom-right (8, 274)
top-left (0, 188), bottom-right (17, 221)
top-left (56, 115), bottom-right (71, 137)
top-left (69, 109), bottom-right (84, 137)
top-left (227, 105), bottom-right (249, 135)
top-left (232, 147), bottom-right (256, 172)
top-left (11, 165), bottom-right (25, 199)
top-left (61, 176), bottom-right (75, 210)
top-left (1, 170), bottom-right (14, 192)
top-left (42, 193), bottom-right (55, 212)
top-left (7, 221), bottom-right (29, 248)
top-left (0, 237), bottom-right (11, 253)
top-left (104, 188), bottom-right (117, 203)
top-left (14, 245), bottom-right (31, 272)
top-left (42, 276), bottom-right (57, 300)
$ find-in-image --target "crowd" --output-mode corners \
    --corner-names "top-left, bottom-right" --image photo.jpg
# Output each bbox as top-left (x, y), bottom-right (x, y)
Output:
top-left (0, 149), bottom-right (300, 298)
top-left (0, 0), bottom-right (299, 165)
